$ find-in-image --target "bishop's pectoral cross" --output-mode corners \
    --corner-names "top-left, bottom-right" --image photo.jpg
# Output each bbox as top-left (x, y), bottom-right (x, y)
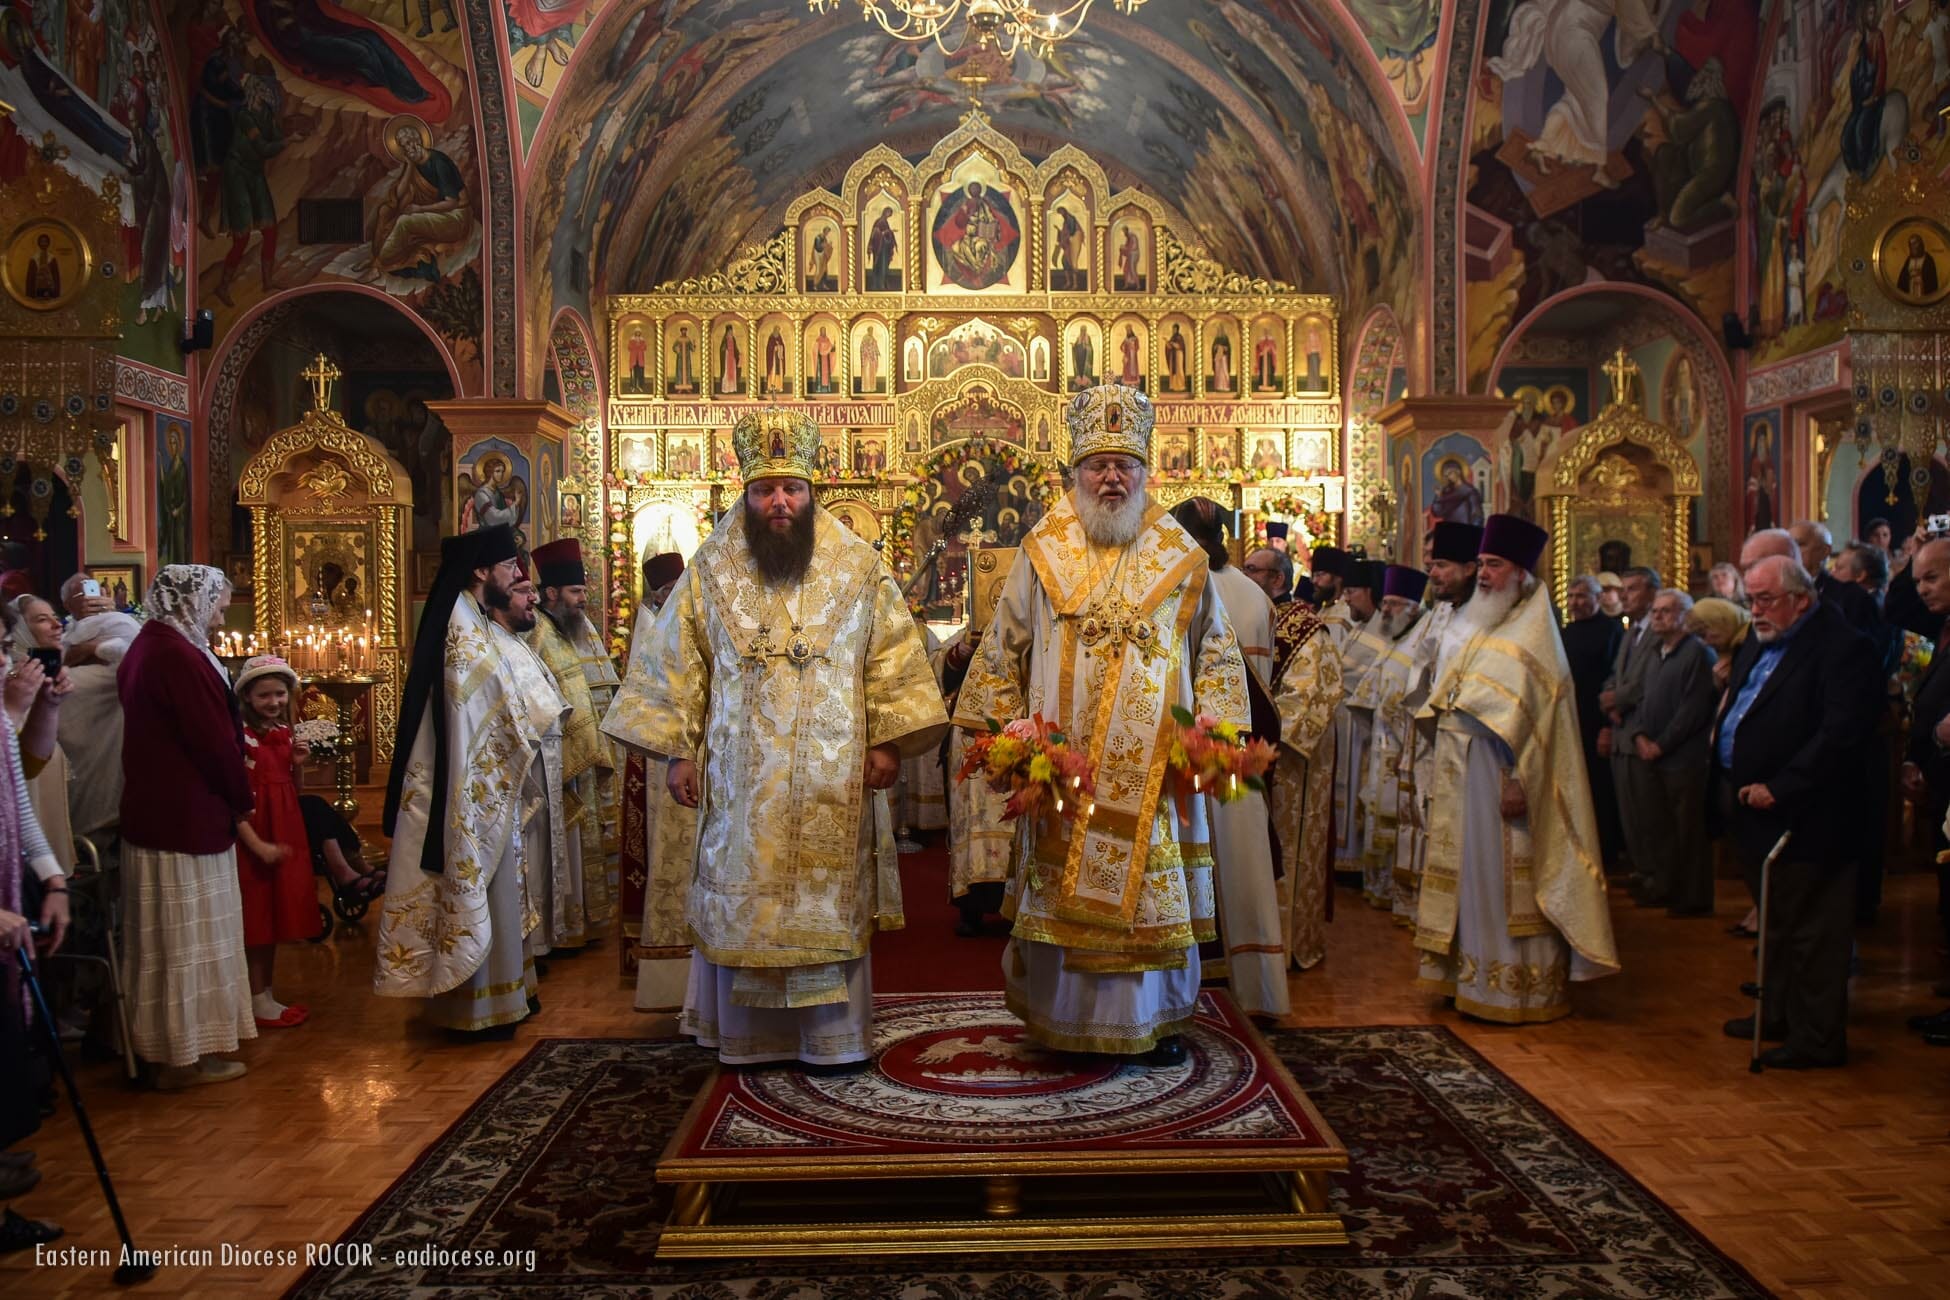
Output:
top-left (304, 353), bottom-right (342, 414)
top-left (959, 519), bottom-right (997, 548)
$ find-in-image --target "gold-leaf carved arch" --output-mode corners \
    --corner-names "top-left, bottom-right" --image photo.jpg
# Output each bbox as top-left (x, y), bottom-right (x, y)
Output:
top-left (1539, 399), bottom-right (1701, 603)
top-left (237, 412), bottom-right (412, 507)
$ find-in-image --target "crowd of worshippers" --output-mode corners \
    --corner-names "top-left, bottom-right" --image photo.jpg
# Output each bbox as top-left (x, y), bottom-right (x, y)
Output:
top-left (6, 393), bottom-right (1940, 1229)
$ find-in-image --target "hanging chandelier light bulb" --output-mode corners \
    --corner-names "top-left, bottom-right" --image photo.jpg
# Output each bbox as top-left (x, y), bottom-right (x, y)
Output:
top-left (809, 0), bottom-right (1147, 60)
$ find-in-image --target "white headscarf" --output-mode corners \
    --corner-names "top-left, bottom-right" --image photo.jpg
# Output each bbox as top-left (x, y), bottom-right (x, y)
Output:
top-left (144, 564), bottom-right (230, 675)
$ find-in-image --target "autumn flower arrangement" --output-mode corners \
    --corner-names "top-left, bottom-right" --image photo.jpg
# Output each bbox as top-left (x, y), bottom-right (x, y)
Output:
top-left (1165, 706), bottom-right (1276, 817)
top-left (957, 715), bottom-right (1096, 823)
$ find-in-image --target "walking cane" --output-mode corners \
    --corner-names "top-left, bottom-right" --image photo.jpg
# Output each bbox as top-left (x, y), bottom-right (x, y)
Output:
top-left (17, 931), bottom-right (156, 1285)
top-left (1749, 830), bottom-right (1793, 1075)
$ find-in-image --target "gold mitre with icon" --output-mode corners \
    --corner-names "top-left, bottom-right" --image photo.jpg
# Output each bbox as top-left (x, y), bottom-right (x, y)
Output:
top-left (1066, 383), bottom-right (1154, 466)
top-left (732, 408), bottom-right (821, 481)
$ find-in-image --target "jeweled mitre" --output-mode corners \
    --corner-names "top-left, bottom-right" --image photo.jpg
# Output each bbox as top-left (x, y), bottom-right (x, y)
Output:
top-left (1066, 383), bottom-right (1154, 466)
top-left (732, 408), bottom-right (820, 482)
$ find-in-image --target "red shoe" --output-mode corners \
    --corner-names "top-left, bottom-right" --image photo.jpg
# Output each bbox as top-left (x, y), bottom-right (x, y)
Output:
top-left (255, 1004), bottom-right (310, 1029)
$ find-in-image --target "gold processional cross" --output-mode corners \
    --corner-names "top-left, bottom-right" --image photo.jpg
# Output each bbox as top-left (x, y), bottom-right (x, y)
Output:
top-left (303, 353), bottom-right (342, 413)
top-left (1601, 347), bottom-right (1640, 410)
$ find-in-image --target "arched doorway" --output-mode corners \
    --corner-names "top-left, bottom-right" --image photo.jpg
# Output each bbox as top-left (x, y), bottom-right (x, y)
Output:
top-left (1488, 285), bottom-right (1735, 563)
top-left (206, 289), bottom-right (460, 585)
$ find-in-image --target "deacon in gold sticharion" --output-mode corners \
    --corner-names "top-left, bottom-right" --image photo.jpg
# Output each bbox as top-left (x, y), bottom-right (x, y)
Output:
top-left (602, 410), bottom-right (948, 1068)
top-left (1415, 513), bottom-right (1619, 1022)
top-left (955, 383), bottom-right (1251, 1066)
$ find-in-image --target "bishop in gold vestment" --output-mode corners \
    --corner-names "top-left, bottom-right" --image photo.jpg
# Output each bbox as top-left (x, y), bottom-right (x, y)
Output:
top-left (956, 385), bottom-right (1249, 1063)
top-left (375, 526), bottom-right (557, 1037)
top-left (603, 411), bottom-right (947, 1066)
top-left (1415, 514), bottom-right (1619, 1022)
top-left (525, 539), bottom-right (616, 948)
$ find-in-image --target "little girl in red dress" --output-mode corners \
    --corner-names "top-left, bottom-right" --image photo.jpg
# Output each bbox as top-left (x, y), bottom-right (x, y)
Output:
top-left (233, 656), bottom-right (318, 1028)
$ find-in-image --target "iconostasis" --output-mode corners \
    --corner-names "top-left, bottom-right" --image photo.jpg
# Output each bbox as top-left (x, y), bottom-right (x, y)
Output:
top-left (601, 112), bottom-right (1345, 641)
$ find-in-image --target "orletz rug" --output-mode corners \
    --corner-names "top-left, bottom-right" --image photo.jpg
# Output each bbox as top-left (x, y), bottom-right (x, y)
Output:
top-left (289, 1026), bottom-right (1773, 1298)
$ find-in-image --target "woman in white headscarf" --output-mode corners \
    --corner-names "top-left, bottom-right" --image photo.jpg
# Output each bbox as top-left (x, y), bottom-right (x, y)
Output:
top-left (118, 565), bottom-right (257, 1088)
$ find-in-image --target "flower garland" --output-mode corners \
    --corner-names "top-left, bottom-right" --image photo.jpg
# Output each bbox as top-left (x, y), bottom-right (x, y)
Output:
top-left (1257, 493), bottom-right (1335, 550)
top-left (888, 437), bottom-right (1058, 578)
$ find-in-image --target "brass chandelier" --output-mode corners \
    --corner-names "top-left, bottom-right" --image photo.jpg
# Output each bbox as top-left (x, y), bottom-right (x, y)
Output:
top-left (808, 0), bottom-right (1147, 59)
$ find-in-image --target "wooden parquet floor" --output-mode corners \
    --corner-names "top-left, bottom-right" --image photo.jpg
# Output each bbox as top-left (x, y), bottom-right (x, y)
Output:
top-left (6, 866), bottom-right (1950, 1297)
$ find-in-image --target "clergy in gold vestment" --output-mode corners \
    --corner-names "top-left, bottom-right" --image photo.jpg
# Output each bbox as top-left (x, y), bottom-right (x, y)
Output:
top-left (1357, 566), bottom-right (1437, 924)
top-left (938, 628), bottom-right (1012, 914)
top-left (1399, 522), bottom-right (1482, 930)
top-left (525, 538), bottom-right (616, 948)
top-left (1171, 497), bottom-right (1288, 1020)
top-left (955, 385), bottom-right (1250, 1065)
top-left (602, 410), bottom-right (948, 1067)
top-left (1414, 514), bottom-right (1619, 1022)
top-left (375, 526), bottom-right (555, 1038)
top-left (495, 557), bottom-right (576, 963)
top-left (1271, 598), bottom-right (1341, 969)
top-left (1331, 562), bottom-right (1387, 887)
top-left (572, 570), bottom-right (624, 905)
top-left (621, 552), bottom-right (700, 1011)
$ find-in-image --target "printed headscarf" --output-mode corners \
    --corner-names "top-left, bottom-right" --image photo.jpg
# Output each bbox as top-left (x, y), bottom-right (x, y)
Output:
top-left (1686, 596), bottom-right (1752, 652)
top-left (145, 564), bottom-right (231, 675)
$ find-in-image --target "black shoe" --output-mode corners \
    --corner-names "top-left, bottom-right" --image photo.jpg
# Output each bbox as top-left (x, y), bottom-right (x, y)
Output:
top-left (1740, 981), bottom-right (1761, 998)
top-left (527, 994), bottom-right (542, 1016)
top-left (1757, 1045), bottom-right (1844, 1069)
top-left (1139, 1035), bottom-right (1187, 1067)
top-left (799, 1058), bottom-right (872, 1076)
top-left (1723, 1016), bottom-right (1786, 1042)
top-left (1905, 1008), bottom-right (1950, 1033)
top-left (953, 917), bottom-right (982, 938)
top-left (1923, 1032), bottom-right (1950, 1047)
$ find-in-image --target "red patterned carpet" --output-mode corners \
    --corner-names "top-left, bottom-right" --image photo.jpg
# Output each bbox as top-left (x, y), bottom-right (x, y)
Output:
top-left (667, 991), bottom-right (1333, 1160)
top-left (287, 1024), bottom-right (1775, 1298)
top-left (870, 834), bottom-right (1009, 992)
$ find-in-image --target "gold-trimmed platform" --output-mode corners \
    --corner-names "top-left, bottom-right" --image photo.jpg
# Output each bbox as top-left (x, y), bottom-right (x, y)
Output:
top-left (654, 990), bottom-right (1348, 1257)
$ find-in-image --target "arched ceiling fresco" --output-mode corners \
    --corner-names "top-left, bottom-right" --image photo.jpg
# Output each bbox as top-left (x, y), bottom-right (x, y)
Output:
top-left (524, 0), bottom-right (1419, 357)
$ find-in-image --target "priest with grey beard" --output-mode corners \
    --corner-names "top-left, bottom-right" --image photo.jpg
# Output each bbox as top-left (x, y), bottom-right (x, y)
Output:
top-left (603, 410), bottom-right (947, 1068)
top-left (1414, 514), bottom-right (1618, 1023)
top-left (955, 384), bottom-right (1250, 1064)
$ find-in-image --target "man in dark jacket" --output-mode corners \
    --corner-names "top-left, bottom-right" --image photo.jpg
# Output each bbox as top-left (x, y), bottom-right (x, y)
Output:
top-left (1560, 574), bottom-right (1625, 871)
top-left (1634, 590), bottom-right (1718, 915)
top-left (1601, 566), bottom-right (1662, 892)
top-left (1896, 540), bottom-right (1950, 1039)
top-left (1714, 556), bottom-right (1881, 1068)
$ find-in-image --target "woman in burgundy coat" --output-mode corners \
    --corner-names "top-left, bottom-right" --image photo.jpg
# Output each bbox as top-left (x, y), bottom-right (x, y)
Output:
top-left (119, 565), bottom-right (257, 1088)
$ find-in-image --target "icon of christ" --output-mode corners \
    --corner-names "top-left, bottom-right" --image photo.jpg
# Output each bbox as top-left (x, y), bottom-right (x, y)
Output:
top-left (932, 180), bottom-right (1020, 291)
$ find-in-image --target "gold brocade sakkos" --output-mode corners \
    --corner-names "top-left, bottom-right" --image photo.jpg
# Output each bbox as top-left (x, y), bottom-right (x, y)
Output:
top-left (953, 495), bottom-right (1250, 972)
top-left (600, 505), bottom-right (948, 1004)
top-left (1414, 585), bottom-right (1620, 978)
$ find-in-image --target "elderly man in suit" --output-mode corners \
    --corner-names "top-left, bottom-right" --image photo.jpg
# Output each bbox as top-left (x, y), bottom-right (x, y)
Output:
top-left (1715, 555), bottom-right (1880, 1069)
top-left (1560, 574), bottom-right (1624, 871)
top-left (1632, 589), bottom-right (1717, 916)
top-left (1599, 566), bottom-right (1663, 902)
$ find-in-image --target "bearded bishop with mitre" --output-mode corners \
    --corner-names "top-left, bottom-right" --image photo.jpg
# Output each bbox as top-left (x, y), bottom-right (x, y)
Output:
top-left (1415, 513), bottom-right (1619, 1022)
top-left (602, 410), bottom-right (948, 1068)
top-left (954, 384), bottom-right (1250, 1066)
